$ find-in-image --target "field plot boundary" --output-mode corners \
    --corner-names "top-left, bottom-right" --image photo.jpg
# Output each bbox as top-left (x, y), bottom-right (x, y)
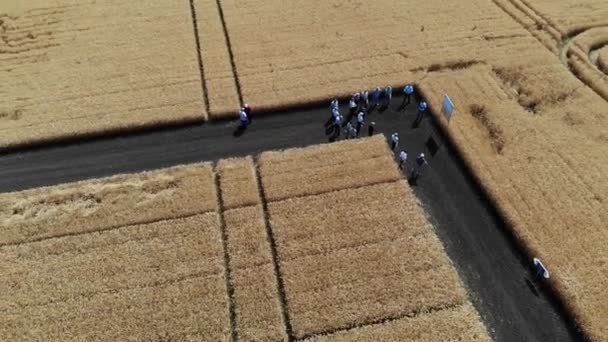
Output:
top-left (212, 164), bottom-right (238, 341)
top-left (417, 83), bottom-right (591, 342)
top-left (253, 156), bottom-right (295, 341)
top-left (297, 302), bottom-right (463, 341)
top-left (188, 0), bottom-right (210, 114)
top-left (214, 0), bottom-right (243, 106)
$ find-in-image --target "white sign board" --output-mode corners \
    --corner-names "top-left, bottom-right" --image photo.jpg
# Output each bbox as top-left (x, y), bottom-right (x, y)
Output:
top-left (533, 257), bottom-right (550, 279)
top-left (442, 95), bottom-right (455, 122)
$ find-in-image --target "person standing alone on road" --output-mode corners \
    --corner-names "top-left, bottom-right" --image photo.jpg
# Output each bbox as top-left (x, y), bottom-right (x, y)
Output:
top-left (239, 109), bottom-right (249, 128)
top-left (390, 132), bottom-right (399, 151)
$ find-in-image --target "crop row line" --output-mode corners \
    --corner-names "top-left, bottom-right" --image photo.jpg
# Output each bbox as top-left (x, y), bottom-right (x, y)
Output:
top-left (212, 164), bottom-right (239, 341)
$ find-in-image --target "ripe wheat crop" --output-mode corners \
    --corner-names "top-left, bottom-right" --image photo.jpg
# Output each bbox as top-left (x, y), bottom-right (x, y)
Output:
top-left (0, 0), bottom-right (209, 149)
top-left (0, 137), bottom-right (488, 341)
top-left (0, 163), bottom-right (216, 246)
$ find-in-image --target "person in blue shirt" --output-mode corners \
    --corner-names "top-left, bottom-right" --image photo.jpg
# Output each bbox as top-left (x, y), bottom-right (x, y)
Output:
top-left (239, 110), bottom-right (249, 128)
top-left (414, 101), bottom-right (428, 127)
top-left (371, 87), bottom-right (381, 109)
top-left (401, 84), bottom-right (414, 107)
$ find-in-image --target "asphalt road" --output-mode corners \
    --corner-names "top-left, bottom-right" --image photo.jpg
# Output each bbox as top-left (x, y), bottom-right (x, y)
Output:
top-left (0, 94), bottom-right (585, 342)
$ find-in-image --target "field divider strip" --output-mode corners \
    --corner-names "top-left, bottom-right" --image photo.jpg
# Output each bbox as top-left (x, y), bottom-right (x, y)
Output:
top-left (215, 0), bottom-right (244, 106)
top-left (188, 0), bottom-right (211, 115)
top-left (266, 178), bottom-right (404, 205)
top-left (294, 302), bottom-right (465, 341)
top-left (253, 156), bottom-right (295, 341)
top-left (212, 164), bottom-right (238, 341)
top-left (0, 210), bottom-right (217, 249)
top-left (0, 269), bottom-right (221, 314)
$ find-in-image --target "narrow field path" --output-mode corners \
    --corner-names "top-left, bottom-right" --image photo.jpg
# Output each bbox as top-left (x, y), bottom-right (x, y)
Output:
top-left (0, 94), bottom-right (585, 342)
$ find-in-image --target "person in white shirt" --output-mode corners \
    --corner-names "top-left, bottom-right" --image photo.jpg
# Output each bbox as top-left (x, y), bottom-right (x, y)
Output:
top-left (356, 111), bottom-right (365, 136)
top-left (361, 90), bottom-right (369, 109)
top-left (239, 110), bottom-right (249, 128)
top-left (333, 114), bottom-right (342, 137)
top-left (349, 97), bottom-right (357, 115)
top-left (399, 150), bottom-right (408, 169)
top-left (390, 132), bottom-right (399, 151)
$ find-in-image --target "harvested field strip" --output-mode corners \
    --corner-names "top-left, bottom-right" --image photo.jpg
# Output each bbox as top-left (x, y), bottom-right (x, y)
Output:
top-left (194, 0), bottom-right (240, 116)
top-left (216, 157), bottom-right (261, 210)
top-left (268, 180), bottom-right (471, 339)
top-left (258, 135), bottom-right (401, 202)
top-left (305, 303), bottom-right (489, 342)
top-left (0, 163), bottom-right (217, 246)
top-left (224, 206), bottom-right (287, 341)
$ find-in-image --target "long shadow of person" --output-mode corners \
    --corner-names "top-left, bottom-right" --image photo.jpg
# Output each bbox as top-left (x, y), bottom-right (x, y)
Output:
top-left (525, 278), bottom-right (540, 297)
top-left (233, 125), bottom-right (246, 137)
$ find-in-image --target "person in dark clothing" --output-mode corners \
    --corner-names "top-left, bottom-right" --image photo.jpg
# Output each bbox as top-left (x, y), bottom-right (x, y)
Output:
top-left (368, 121), bottom-right (376, 136)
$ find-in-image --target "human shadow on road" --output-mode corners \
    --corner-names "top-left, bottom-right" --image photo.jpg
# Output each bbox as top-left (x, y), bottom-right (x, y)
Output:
top-left (233, 126), bottom-right (246, 137)
top-left (525, 278), bottom-right (540, 297)
top-left (408, 173), bottom-right (419, 186)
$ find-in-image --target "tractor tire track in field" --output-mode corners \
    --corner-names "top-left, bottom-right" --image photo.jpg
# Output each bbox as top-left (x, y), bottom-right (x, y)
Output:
top-left (491, 0), bottom-right (608, 101)
top-left (188, 0), bottom-right (211, 115)
top-left (0, 94), bottom-right (586, 342)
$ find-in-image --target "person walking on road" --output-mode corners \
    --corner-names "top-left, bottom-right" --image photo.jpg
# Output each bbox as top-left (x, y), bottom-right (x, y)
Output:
top-left (349, 96), bottom-right (357, 115)
top-left (361, 90), bottom-right (369, 110)
top-left (401, 84), bottom-right (414, 107)
top-left (371, 87), bottom-right (381, 109)
top-left (390, 132), bottom-right (399, 151)
top-left (413, 153), bottom-right (428, 179)
top-left (242, 104), bottom-right (252, 124)
top-left (356, 111), bottom-right (365, 136)
top-left (239, 109), bottom-right (249, 128)
top-left (414, 100), bottom-right (428, 127)
top-left (333, 114), bottom-right (343, 138)
top-left (368, 121), bottom-right (376, 136)
top-left (331, 99), bottom-right (339, 111)
top-left (334, 115), bottom-right (343, 138)
top-left (399, 150), bottom-right (408, 170)
top-left (345, 121), bottom-right (354, 139)
top-left (383, 86), bottom-right (393, 107)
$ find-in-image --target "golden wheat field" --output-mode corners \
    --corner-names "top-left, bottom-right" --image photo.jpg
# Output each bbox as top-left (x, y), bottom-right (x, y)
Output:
top-left (2, 0), bottom-right (607, 339)
top-left (214, 0), bottom-right (608, 339)
top-left (0, 137), bottom-right (489, 341)
top-left (0, 0), bottom-right (209, 149)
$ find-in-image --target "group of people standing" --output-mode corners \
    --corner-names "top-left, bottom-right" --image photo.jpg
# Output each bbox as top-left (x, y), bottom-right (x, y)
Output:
top-left (327, 84), bottom-right (429, 181)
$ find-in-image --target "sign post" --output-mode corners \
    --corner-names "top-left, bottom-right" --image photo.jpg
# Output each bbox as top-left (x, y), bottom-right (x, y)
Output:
top-left (441, 95), bottom-right (455, 123)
